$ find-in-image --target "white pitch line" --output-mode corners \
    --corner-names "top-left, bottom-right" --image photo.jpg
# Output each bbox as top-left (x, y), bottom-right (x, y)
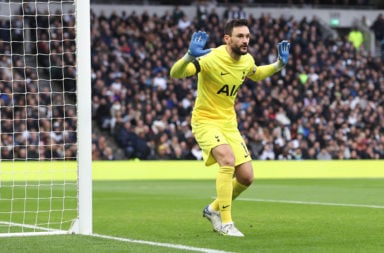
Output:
top-left (93, 233), bottom-right (234, 253)
top-left (238, 198), bottom-right (384, 209)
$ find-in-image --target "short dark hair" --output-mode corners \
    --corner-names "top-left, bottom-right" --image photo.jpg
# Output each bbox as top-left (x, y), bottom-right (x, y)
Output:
top-left (224, 19), bottom-right (249, 36)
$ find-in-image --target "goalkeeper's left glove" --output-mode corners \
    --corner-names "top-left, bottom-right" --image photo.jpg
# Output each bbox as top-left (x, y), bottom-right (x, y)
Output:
top-left (277, 40), bottom-right (290, 66)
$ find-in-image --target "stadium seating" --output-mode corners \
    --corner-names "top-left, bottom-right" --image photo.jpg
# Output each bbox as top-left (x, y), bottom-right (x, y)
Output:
top-left (88, 5), bottom-right (383, 160)
top-left (1, 3), bottom-right (383, 160)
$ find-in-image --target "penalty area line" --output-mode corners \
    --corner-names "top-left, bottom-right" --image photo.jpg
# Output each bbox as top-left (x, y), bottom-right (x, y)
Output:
top-left (92, 233), bottom-right (234, 253)
top-left (238, 198), bottom-right (384, 209)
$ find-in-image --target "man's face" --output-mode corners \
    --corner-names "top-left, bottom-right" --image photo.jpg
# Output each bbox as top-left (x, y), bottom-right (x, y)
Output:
top-left (226, 26), bottom-right (250, 55)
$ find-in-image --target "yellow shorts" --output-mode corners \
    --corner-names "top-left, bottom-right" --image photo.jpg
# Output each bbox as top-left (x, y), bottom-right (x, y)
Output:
top-left (192, 121), bottom-right (251, 166)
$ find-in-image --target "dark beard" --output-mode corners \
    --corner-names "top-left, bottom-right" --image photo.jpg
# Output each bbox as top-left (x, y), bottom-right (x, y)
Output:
top-left (232, 45), bottom-right (248, 56)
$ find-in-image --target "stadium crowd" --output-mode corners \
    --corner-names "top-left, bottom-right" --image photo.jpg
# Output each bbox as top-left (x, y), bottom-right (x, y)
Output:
top-left (0, 4), bottom-right (79, 161)
top-left (1, 4), bottom-right (383, 161)
top-left (90, 5), bottom-right (384, 160)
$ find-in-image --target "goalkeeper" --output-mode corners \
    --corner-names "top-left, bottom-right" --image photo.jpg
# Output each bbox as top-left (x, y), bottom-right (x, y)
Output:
top-left (170, 19), bottom-right (290, 237)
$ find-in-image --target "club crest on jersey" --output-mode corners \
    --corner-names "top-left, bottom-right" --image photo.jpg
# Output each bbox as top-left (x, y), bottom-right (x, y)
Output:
top-left (216, 84), bottom-right (241, 96)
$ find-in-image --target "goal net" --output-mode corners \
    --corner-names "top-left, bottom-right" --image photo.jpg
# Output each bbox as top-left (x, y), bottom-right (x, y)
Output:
top-left (0, 0), bottom-right (92, 236)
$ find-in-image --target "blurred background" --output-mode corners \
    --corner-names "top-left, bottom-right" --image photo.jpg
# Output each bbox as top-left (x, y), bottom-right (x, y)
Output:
top-left (1, 0), bottom-right (383, 161)
top-left (92, 0), bottom-right (384, 9)
top-left (86, 0), bottom-right (384, 161)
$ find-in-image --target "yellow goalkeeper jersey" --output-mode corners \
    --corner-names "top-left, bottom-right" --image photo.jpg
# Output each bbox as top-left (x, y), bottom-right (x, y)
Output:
top-left (171, 45), bottom-right (279, 128)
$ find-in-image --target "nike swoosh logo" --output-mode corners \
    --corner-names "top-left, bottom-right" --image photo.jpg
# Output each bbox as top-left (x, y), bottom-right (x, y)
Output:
top-left (222, 205), bottom-right (230, 209)
top-left (221, 72), bottom-right (229, 76)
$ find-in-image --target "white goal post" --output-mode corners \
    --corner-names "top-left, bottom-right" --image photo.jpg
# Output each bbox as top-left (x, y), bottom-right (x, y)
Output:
top-left (0, 0), bottom-right (92, 237)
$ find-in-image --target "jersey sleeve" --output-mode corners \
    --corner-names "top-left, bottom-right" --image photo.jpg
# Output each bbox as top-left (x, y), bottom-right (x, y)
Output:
top-left (170, 57), bottom-right (197, 78)
top-left (247, 63), bottom-right (280, 82)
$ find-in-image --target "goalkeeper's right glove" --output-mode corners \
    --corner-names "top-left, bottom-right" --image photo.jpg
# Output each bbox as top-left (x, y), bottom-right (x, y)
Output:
top-left (184, 31), bottom-right (211, 62)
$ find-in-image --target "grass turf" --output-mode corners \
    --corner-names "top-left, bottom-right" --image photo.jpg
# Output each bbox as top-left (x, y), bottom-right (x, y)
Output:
top-left (1, 178), bottom-right (384, 253)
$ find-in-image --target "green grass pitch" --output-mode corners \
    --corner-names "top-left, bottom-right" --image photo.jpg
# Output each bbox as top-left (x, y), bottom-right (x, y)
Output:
top-left (1, 161), bottom-right (384, 253)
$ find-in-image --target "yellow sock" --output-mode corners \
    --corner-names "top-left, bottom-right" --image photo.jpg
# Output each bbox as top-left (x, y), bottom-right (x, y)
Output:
top-left (216, 166), bottom-right (234, 224)
top-left (210, 199), bottom-right (220, 212)
top-left (210, 177), bottom-right (249, 211)
top-left (232, 178), bottom-right (248, 200)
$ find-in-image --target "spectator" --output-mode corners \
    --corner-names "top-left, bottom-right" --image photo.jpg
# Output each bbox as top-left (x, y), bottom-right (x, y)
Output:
top-left (370, 13), bottom-right (384, 42)
top-left (177, 14), bottom-right (191, 31)
top-left (259, 142), bottom-right (276, 160)
top-left (96, 97), bottom-right (112, 131)
top-left (172, 5), bottom-right (185, 25)
top-left (153, 72), bottom-right (167, 91)
top-left (316, 147), bottom-right (332, 160)
top-left (118, 121), bottom-right (150, 159)
top-left (102, 147), bottom-right (116, 160)
top-left (348, 26), bottom-right (364, 51)
top-left (278, 146), bottom-right (293, 160)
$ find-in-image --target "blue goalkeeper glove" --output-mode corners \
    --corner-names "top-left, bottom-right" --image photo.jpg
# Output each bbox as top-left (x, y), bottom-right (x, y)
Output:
top-left (277, 40), bottom-right (290, 66)
top-left (188, 31), bottom-right (211, 58)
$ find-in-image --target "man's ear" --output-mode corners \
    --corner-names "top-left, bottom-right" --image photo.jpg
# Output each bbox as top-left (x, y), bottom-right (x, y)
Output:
top-left (223, 34), bottom-right (230, 43)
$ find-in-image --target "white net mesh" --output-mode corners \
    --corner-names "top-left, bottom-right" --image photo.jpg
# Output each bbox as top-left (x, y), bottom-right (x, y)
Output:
top-left (0, 1), bottom-right (78, 235)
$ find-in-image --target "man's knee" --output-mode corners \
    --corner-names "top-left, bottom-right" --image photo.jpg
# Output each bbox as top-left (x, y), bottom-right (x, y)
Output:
top-left (241, 174), bottom-right (254, 186)
top-left (235, 163), bottom-right (254, 186)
